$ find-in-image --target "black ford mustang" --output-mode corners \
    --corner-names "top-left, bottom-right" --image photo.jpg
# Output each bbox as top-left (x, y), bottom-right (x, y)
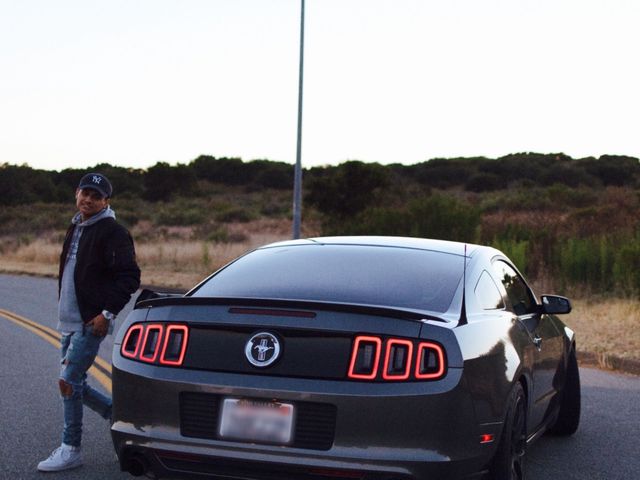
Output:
top-left (111, 237), bottom-right (580, 480)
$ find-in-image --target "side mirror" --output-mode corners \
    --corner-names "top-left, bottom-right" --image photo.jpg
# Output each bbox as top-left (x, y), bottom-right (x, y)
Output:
top-left (540, 295), bottom-right (572, 315)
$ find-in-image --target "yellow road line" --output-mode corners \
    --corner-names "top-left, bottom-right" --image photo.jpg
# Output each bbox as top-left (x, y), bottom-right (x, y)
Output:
top-left (0, 308), bottom-right (112, 393)
top-left (0, 308), bottom-right (112, 374)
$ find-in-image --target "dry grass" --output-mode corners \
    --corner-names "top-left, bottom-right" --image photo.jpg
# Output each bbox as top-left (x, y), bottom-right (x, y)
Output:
top-left (0, 218), bottom-right (318, 289)
top-left (566, 297), bottom-right (640, 368)
top-left (0, 236), bottom-right (60, 277)
top-left (0, 236), bottom-right (283, 288)
top-left (137, 233), bottom-right (285, 288)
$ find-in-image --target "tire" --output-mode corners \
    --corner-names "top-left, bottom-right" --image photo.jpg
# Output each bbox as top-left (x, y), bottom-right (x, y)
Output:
top-left (548, 348), bottom-right (581, 435)
top-left (490, 382), bottom-right (527, 480)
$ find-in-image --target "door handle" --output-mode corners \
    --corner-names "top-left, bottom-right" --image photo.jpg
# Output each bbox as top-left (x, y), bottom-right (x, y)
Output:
top-left (533, 335), bottom-right (542, 348)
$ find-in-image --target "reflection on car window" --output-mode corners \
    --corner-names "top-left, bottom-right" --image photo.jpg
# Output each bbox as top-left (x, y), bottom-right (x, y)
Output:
top-left (192, 245), bottom-right (464, 313)
top-left (474, 270), bottom-right (505, 310)
top-left (492, 261), bottom-right (535, 316)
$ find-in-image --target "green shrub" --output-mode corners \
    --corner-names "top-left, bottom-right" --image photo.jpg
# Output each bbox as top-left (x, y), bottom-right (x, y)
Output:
top-left (206, 226), bottom-right (230, 243)
top-left (465, 173), bottom-right (503, 192)
top-left (305, 161), bottom-right (389, 219)
top-left (612, 239), bottom-right (640, 294)
top-left (406, 195), bottom-right (480, 242)
top-left (215, 207), bottom-right (255, 223)
top-left (546, 184), bottom-right (598, 209)
top-left (154, 203), bottom-right (207, 226)
top-left (327, 194), bottom-right (480, 243)
top-left (553, 235), bottom-right (640, 293)
top-left (0, 203), bottom-right (72, 235)
top-left (491, 239), bottom-right (529, 273)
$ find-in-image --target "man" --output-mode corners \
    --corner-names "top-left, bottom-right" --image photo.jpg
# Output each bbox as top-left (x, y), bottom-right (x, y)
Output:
top-left (38, 173), bottom-right (141, 472)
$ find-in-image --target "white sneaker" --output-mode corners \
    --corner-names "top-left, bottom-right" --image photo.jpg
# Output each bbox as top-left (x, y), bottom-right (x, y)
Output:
top-left (37, 444), bottom-right (83, 472)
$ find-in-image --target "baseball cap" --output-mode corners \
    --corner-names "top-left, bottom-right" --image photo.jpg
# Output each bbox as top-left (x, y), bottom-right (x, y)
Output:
top-left (78, 173), bottom-right (113, 198)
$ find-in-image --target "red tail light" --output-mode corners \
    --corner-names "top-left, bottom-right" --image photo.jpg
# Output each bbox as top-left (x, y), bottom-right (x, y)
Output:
top-left (415, 342), bottom-right (445, 380)
top-left (348, 336), bottom-right (446, 382)
top-left (348, 336), bottom-right (382, 379)
top-left (159, 325), bottom-right (189, 366)
top-left (121, 323), bottom-right (189, 367)
top-left (140, 324), bottom-right (164, 363)
top-left (382, 339), bottom-right (413, 380)
top-left (121, 324), bottom-right (144, 359)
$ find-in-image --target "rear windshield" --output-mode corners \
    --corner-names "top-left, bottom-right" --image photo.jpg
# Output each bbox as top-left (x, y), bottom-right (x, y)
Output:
top-left (191, 244), bottom-right (464, 313)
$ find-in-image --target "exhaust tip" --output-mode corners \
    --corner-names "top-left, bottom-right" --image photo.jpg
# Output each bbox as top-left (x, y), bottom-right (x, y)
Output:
top-left (125, 454), bottom-right (149, 477)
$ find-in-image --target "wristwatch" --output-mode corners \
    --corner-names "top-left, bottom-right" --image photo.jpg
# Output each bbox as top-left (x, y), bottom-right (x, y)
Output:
top-left (101, 310), bottom-right (115, 322)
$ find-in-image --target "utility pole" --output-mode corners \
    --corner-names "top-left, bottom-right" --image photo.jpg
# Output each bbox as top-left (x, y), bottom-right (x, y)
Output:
top-left (292, 0), bottom-right (305, 239)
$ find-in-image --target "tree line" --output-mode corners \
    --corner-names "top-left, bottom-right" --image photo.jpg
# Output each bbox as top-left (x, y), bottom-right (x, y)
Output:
top-left (1, 152), bottom-right (638, 206)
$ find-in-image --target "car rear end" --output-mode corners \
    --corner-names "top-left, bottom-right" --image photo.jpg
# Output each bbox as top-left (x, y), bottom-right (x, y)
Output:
top-left (111, 239), bottom-right (498, 479)
top-left (112, 298), bottom-right (496, 479)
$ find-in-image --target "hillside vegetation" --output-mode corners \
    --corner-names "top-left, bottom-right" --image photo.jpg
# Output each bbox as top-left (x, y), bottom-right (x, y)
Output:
top-left (2, 152), bottom-right (639, 295)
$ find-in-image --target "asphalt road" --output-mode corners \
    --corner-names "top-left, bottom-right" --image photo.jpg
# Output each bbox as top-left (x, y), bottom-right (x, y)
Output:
top-left (0, 273), bottom-right (638, 480)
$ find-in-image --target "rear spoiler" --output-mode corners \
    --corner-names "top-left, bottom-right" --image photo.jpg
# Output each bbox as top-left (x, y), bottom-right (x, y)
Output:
top-left (134, 288), bottom-right (184, 307)
top-left (135, 295), bottom-right (448, 323)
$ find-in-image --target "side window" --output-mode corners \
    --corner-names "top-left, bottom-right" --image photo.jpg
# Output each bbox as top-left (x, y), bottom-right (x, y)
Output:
top-left (474, 270), bottom-right (505, 310)
top-left (492, 261), bottom-right (535, 316)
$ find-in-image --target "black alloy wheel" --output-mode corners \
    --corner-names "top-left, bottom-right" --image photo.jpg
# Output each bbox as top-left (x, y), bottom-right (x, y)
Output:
top-left (491, 382), bottom-right (527, 480)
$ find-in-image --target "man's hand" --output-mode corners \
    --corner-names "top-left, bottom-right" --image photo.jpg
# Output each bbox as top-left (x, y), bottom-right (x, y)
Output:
top-left (87, 314), bottom-right (109, 337)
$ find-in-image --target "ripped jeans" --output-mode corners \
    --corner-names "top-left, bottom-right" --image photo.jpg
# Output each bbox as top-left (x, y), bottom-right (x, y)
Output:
top-left (60, 330), bottom-right (112, 447)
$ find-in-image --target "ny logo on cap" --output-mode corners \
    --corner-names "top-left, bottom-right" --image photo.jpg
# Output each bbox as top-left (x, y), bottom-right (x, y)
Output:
top-left (92, 175), bottom-right (102, 184)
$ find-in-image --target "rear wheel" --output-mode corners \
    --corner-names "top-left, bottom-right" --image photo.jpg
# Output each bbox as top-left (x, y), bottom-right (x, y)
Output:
top-left (490, 382), bottom-right (527, 480)
top-left (548, 348), bottom-right (581, 435)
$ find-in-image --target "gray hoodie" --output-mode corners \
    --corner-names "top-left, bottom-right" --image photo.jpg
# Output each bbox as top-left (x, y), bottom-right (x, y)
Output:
top-left (57, 207), bottom-right (117, 333)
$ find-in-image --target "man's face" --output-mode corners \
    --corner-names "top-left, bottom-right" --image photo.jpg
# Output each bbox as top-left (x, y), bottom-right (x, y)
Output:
top-left (76, 188), bottom-right (108, 219)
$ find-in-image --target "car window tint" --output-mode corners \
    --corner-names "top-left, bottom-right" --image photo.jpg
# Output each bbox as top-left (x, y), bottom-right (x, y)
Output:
top-left (492, 261), bottom-right (535, 315)
top-left (474, 270), bottom-right (505, 310)
top-left (192, 245), bottom-right (465, 313)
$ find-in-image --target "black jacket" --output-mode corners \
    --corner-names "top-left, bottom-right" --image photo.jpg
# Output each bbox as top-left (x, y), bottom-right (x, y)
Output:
top-left (58, 217), bottom-right (141, 323)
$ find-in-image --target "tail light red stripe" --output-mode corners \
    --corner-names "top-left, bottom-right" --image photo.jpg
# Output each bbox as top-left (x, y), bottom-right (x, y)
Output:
top-left (347, 336), bottom-right (382, 380)
top-left (382, 339), bottom-right (414, 380)
top-left (159, 325), bottom-right (190, 366)
top-left (349, 335), bottom-right (446, 382)
top-left (415, 342), bottom-right (446, 380)
top-left (121, 324), bottom-right (144, 359)
top-left (121, 323), bottom-right (189, 367)
top-left (139, 324), bottom-right (164, 363)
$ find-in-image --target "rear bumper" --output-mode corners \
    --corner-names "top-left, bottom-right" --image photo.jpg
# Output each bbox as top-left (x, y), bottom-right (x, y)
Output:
top-left (114, 440), bottom-right (487, 480)
top-left (111, 358), bottom-right (498, 480)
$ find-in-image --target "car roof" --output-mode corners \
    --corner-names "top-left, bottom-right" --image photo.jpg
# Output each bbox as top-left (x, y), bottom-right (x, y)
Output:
top-left (259, 236), bottom-right (485, 257)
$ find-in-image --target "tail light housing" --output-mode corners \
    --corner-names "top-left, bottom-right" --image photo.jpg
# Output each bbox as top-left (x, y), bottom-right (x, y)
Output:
top-left (415, 342), bottom-right (445, 379)
top-left (121, 323), bottom-right (189, 367)
top-left (348, 336), bottom-right (382, 380)
top-left (348, 335), bottom-right (446, 382)
top-left (382, 339), bottom-right (413, 380)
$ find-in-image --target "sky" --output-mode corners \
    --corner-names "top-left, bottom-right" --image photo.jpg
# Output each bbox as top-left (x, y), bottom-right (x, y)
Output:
top-left (1, 0), bottom-right (639, 171)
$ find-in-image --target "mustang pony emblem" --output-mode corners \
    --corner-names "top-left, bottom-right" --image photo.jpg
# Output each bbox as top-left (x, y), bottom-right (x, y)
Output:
top-left (245, 332), bottom-right (281, 367)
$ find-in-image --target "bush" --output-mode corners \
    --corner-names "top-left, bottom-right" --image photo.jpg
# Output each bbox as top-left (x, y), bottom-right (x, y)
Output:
top-left (215, 207), bottom-right (255, 223)
top-left (206, 226), bottom-right (230, 243)
top-left (546, 184), bottom-right (598, 209)
top-left (465, 173), bottom-right (503, 192)
top-left (305, 161), bottom-right (389, 219)
top-left (154, 202), bottom-right (207, 226)
top-left (491, 239), bottom-right (529, 273)
top-left (144, 162), bottom-right (197, 201)
top-left (406, 195), bottom-right (480, 242)
top-left (0, 203), bottom-right (73, 235)
top-left (550, 234), bottom-right (640, 293)
top-left (612, 239), bottom-right (640, 294)
top-left (328, 194), bottom-right (480, 243)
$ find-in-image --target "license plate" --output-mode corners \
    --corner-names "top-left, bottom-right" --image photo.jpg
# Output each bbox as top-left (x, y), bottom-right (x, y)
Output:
top-left (219, 398), bottom-right (294, 444)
